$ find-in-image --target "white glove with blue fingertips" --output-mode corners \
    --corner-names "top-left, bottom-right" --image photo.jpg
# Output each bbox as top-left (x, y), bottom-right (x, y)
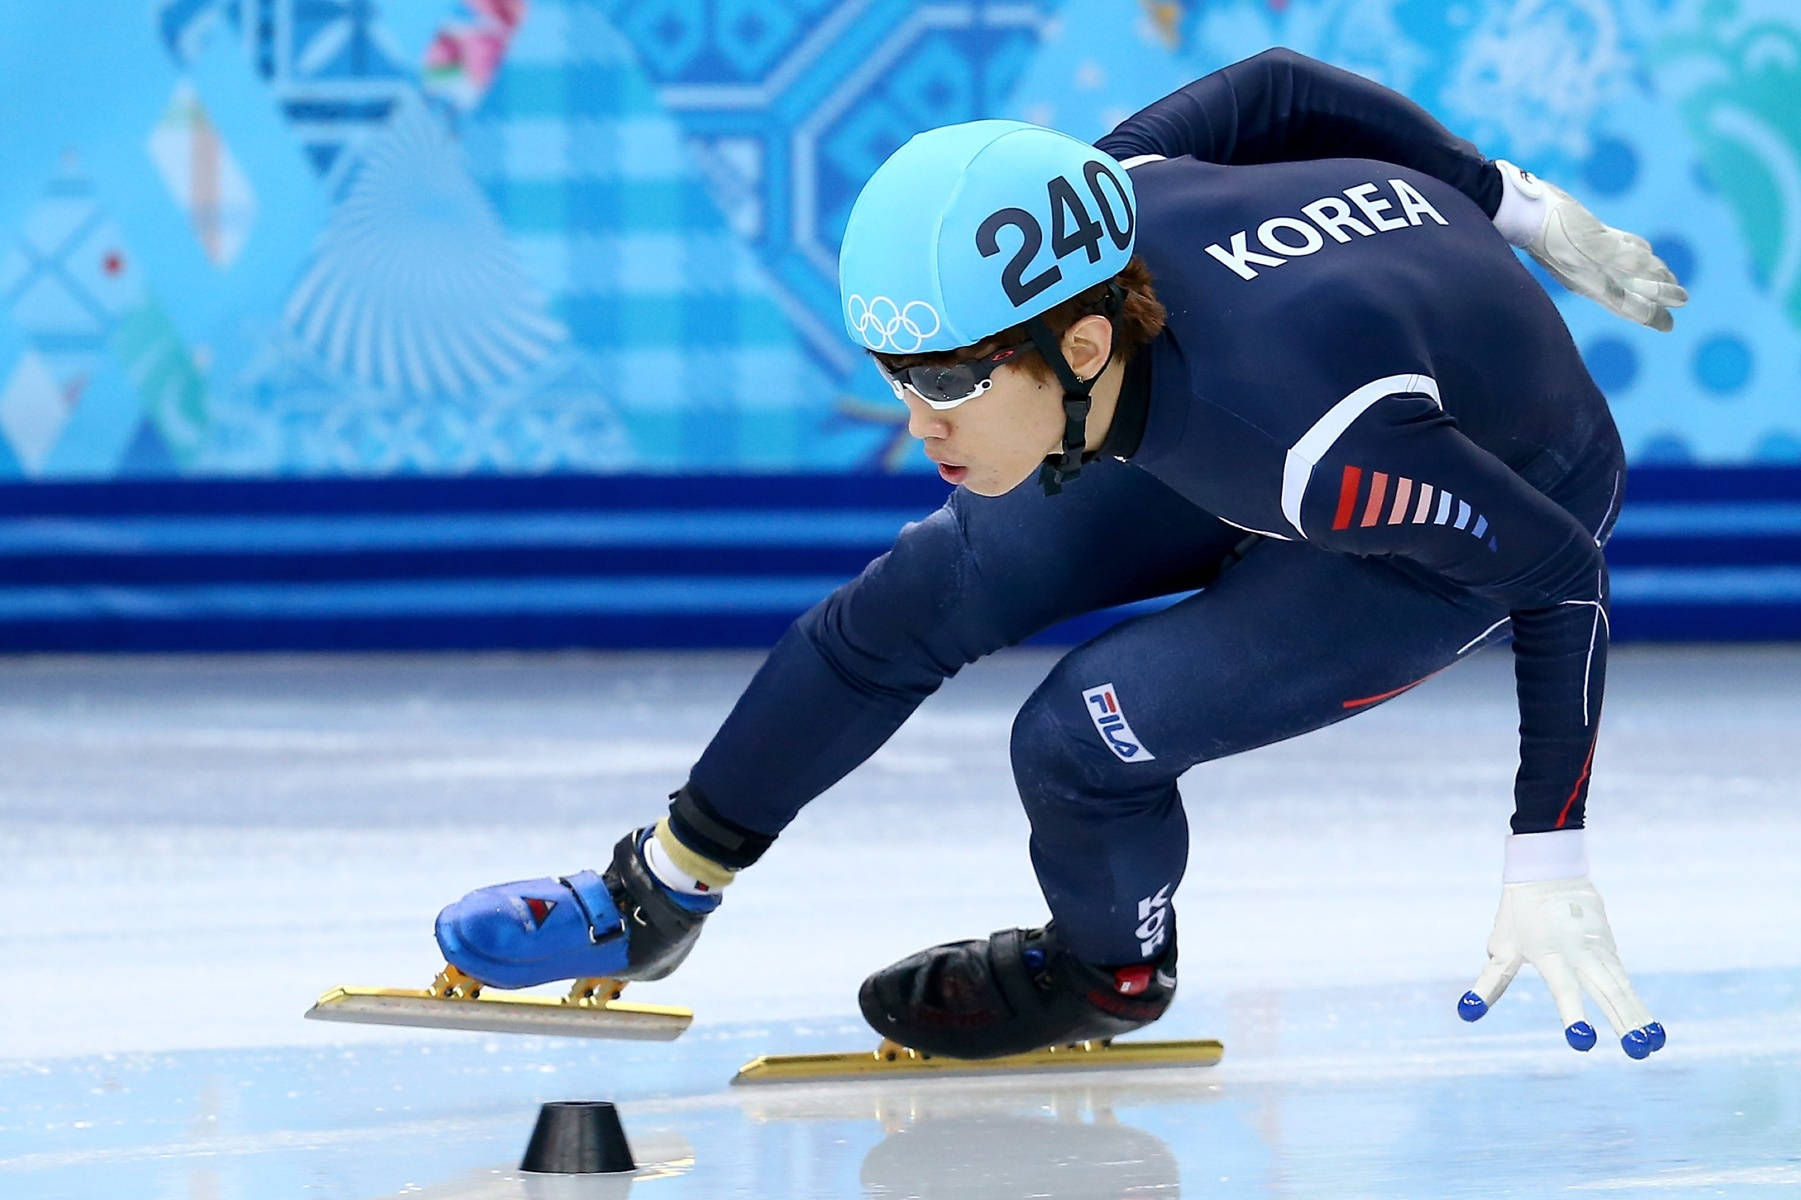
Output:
top-left (1491, 160), bottom-right (1689, 332)
top-left (1459, 830), bottom-right (1666, 1058)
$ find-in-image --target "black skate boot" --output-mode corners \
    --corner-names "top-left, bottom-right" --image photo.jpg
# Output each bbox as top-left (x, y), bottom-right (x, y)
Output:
top-left (857, 922), bottom-right (1176, 1059)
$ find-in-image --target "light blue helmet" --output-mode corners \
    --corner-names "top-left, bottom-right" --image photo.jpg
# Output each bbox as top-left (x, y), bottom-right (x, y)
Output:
top-left (839, 119), bottom-right (1136, 354)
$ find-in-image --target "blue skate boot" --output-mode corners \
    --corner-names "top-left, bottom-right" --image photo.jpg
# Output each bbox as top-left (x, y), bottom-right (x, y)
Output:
top-left (435, 829), bottom-right (719, 989)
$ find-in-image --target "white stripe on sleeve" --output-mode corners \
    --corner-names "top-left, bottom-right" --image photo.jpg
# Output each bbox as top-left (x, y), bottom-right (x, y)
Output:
top-left (1279, 373), bottom-right (1441, 537)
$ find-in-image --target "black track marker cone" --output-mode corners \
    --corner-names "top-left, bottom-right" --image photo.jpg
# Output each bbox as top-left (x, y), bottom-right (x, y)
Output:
top-left (520, 1100), bottom-right (636, 1174)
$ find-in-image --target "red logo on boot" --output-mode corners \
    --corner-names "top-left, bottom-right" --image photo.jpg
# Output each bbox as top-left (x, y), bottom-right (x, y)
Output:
top-left (525, 897), bottom-right (557, 928)
top-left (1113, 965), bottom-right (1154, 996)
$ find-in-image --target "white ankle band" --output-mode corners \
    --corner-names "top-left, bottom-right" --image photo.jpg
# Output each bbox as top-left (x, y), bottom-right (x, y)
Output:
top-left (645, 833), bottom-right (719, 895)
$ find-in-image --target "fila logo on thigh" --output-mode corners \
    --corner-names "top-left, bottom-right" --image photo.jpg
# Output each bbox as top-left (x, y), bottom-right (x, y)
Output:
top-left (1083, 684), bottom-right (1155, 762)
top-left (1137, 883), bottom-right (1173, 957)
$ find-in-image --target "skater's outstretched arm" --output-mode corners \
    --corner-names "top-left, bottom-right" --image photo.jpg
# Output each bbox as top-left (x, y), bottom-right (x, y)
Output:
top-left (1098, 48), bottom-right (1686, 330)
top-left (1290, 391), bottom-right (1661, 1058)
top-left (1096, 48), bottom-right (1501, 212)
top-left (1293, 390), bottom-right (1612, 836)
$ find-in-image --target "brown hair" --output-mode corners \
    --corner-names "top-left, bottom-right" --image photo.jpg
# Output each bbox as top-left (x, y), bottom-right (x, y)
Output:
top-left (871, 255), bottom-right (1167, 380)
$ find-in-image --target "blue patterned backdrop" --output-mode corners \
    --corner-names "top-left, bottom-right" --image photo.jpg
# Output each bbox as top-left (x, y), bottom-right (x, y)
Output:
top-left (1, 0), bottom-right (1798, 482)
top-left (2, 0), bottom-right (1799, 652)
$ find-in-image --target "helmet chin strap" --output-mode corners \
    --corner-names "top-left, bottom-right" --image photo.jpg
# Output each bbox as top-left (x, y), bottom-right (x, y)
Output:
top-left (1028, 282), bottom-right (1124, 497)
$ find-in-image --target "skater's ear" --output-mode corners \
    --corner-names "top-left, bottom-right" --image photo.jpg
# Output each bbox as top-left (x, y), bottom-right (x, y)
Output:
top-left (1060, 313), bottom-right (1116, 384)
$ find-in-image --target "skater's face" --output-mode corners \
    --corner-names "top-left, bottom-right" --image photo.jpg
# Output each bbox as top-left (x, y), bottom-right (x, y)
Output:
top-left (894, 315), bottom-right (1116, 497)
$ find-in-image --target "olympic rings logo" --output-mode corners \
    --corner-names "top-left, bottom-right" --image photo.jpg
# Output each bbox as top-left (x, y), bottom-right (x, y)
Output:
top-left (845, 294), bottom-right (941, 352)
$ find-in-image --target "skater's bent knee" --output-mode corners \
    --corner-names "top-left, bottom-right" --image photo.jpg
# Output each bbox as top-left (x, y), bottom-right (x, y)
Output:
top-left (1011, 649), bottom-right (1188, 806)
top-left (1011, 686), bottom-right (1145, 804)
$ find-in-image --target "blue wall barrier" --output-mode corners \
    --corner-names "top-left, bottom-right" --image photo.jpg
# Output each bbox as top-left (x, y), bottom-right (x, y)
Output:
top-left (4, 467), bottom-right (1798, 653)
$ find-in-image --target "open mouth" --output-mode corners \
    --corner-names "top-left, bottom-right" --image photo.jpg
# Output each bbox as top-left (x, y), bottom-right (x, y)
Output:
top-left (937, 463), bottom-right (968, 485)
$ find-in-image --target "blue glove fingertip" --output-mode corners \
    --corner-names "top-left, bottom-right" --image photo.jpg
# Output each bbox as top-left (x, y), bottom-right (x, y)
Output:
top-left (1645, 1022), bottom-right (1666, 1052)
top-left (1621, 1029), bottom-right (1653, 1059)
top-left (1458, 991), bottom-right (1488, 1022)
top-left (1565, 1021), bottom-right (1597, 1051)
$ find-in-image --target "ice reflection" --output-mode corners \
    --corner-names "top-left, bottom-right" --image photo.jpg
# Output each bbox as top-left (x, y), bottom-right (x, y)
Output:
top-left (739, 1076), bottom-right (1218, 1198)
top-left (355, 1128), bottom-right (695, 1200)
top-left (860, 1112), bottom-right (1178, 1198)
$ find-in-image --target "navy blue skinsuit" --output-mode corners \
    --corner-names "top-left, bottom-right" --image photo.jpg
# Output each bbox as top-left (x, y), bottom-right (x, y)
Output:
top-left (675, 50), bottom-right (1625, 966)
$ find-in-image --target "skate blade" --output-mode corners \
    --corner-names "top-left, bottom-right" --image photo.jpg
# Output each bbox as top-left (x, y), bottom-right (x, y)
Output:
top-left (731, 1036), bottom-right (1223, 1085)
top-left (305, 966), bottom-right (691, 1041)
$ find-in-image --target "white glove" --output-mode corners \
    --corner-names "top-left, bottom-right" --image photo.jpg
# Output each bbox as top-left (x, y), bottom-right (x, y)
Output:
top-left (1491, 160), bottom-right (1689, 332)
top-left (1458, 830), bottom-right (1665, 1058)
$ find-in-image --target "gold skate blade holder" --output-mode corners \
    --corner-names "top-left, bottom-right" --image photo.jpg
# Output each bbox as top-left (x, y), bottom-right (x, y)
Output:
top-left (731, 1036), bottom-right (1224, 1084)
top-left (305, 964), bottom-right (692, 1040)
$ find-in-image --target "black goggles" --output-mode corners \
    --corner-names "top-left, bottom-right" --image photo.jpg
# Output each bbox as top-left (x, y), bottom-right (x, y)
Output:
top-left (871, 340), bottom-right (1034, 410)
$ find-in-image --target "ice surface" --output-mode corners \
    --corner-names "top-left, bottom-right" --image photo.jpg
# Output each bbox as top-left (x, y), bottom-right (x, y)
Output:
top-left (2, 647), bottom-right (1798, 1198)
